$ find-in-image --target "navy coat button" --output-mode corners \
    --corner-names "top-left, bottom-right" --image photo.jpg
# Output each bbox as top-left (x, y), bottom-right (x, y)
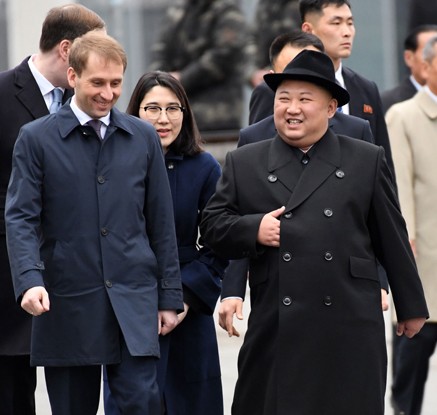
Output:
top-left (283, 296), bottom-right (292, 306)
top-left (336, 170), bottom-right (345, 178)
top-left (105, 280), bottom-right (113, 288)
top-left (324, 208), bottom-right (333, 217)
top-left (167, 162), bottom-right (174, 170)
top-left (267, 174), bottom-right (278, 183)
top-left (35, 262), bottom-right (44, 269)
top-left (101, 227), bottom-right (108, 236)
top-left (324, 252), bottom-right (333, 261)
top-left (324, 296), bottom-right (333, 306)
top-left (284, 211), bottom-right (292, 219)
top-left (301, 157), bottom-right (309, 165)
top-left (282, 252), bottom-right (292, 262)
top-left (97, 175), bottom-right (105, 184)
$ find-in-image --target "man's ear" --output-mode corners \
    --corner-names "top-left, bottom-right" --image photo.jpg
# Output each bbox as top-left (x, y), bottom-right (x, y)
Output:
top-left (327, 98), bottom-right (337, 118)
top-left (59, 39), bottom-right (72, 62)
top-left (302, 22), bottom-right (313, 33)
top-left (403, 50), bottom-right (414, 69)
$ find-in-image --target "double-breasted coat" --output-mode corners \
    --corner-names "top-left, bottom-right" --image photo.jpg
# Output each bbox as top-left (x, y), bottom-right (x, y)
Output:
top-left (200, 130), bottom-right (428, 415)
top-left (5, 104), bottom-right (183, 366)
top-left (159, 150), bottom-right (227, 414)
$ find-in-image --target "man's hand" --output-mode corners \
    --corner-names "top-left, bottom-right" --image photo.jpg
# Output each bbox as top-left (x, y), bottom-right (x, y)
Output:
top-left (158, 310), bottom-right (178, 336)
top-left (218, 298), bottom-right (244, 337)
top-left (381, 289), bottom-right (389, 311)
top-left (396, 317), bottom-right (426, 338)
top-left (257, 206), bottom-right (285, 247)
top-left (21, 286), bottom-right (50, 316)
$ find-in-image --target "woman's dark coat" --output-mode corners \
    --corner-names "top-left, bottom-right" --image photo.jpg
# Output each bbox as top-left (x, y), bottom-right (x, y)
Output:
top-left (159, 150), bottom-right (227, 415)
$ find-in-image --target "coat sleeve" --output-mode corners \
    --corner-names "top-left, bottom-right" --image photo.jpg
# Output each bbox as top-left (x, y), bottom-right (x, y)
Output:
top-left (5, 126), bottom-right (45, 300)
top-left (200, 151), bottom-right (265, 259)
top-left (181, 160), bottom-right (228, 315)
top-left (385, 104), bottom-right (415, 239)
top-left (367, 146), bottom-right (428, 322)
top-left (143, 133), bottom-right (183, 312)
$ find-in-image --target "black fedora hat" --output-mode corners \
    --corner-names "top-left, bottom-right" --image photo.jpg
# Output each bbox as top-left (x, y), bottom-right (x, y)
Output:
top-left (264, 50), bottom-right (350, 107)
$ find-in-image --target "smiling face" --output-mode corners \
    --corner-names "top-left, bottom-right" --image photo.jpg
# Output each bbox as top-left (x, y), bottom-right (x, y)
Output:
top-left (302, 4), bottom-right (355, 69)
top-left (67, 51), bottom-right (123, 119)
top-left (139, 85), bottom-right (183, 152)
top-left (273, 79), bottom-right (337, 150)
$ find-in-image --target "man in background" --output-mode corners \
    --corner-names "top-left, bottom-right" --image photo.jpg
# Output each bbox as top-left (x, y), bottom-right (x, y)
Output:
top-left (381, 24), bottom-right (437, 114)
top-left (386, 34), bottom-right (437, 415)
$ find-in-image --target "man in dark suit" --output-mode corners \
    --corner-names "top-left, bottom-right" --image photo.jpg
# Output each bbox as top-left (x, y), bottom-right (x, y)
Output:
top-left (381, 24), bottom-right (437, 114)
top-left (200, 50), bottom-right (428, 415)
top-left (0, 5), bottom-right (105, 414)
top-left (5, 31), bottom-right (183, 415)
top-left (299, 0), bottom-right (396, 180)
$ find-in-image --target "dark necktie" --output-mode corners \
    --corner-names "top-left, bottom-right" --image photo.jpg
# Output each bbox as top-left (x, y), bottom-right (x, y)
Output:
top-left (87, 119), bottom-right (103, 140)
top-left (49, 88), bottom-right (63, 114)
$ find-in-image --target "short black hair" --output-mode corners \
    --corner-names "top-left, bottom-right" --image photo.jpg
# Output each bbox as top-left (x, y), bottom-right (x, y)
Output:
top-left (404, 24), bottom-right (437, 51)
top-left (269, 30), bottom-right (325, 66)
top-left (299, 0), bottom-right (352, 23)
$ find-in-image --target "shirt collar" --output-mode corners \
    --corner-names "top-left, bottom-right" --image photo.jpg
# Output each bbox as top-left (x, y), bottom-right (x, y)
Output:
top-left (409, 75), bottom-right (423, 92)
top-left (70, 96), bottom-right (111, 127)
top-left (27, 55), bottom-right (64, 98)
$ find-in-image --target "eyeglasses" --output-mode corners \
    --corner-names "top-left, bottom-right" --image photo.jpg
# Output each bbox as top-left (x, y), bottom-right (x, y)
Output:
top-left (140, 105), bottom-right (185, 120)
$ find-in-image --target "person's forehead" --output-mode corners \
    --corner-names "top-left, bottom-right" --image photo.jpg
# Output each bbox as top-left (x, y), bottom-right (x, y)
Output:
top-left (276, 79), bottom-right (328, 94)
top-left (320, 3), bottom-right (353, 19)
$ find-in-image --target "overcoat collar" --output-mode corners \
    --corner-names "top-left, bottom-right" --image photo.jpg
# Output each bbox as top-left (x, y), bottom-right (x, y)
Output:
top-left (415, 89), bottom-right (437, 120)
top-left (56, 103), bottom-right (136, 140)
top-left (268, 129), bottom-right (341, 211)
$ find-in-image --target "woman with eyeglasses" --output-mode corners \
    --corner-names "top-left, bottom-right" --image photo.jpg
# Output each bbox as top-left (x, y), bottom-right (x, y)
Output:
top-left (104, 71), bottom-right (227, 415)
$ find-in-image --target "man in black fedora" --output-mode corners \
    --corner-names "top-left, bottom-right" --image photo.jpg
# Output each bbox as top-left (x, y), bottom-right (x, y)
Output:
top-left (200, 50), bottom-right (428, 415)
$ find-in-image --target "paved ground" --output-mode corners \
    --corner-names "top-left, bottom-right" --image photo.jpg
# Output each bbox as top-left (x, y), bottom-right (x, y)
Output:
top-left (35, 302), bottom-right (437, 414)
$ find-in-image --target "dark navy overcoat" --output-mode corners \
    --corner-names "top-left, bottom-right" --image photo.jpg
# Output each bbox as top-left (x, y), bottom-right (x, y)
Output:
top-left (5, 104), bottom-right (183, 366)
top-left (159, 150), bottom-right (226, 415)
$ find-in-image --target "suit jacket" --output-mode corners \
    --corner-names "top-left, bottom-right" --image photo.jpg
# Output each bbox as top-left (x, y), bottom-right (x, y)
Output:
top-left (342, 66), bottom-right (396, 180)
top-left (0, 58), bottom-right (72, 355)
top-left (5, 104), bottom-right (183, 365)
top-left (248, 81), bottom-right (274, 125)
top-left (223, 112), bottom-right (376, 299)
top-left (386, 89), bottom-right (437, 321)
top-left (381, 76), bottom-right (418, 114)
top-left (200, 131), bottom-right (427, 414)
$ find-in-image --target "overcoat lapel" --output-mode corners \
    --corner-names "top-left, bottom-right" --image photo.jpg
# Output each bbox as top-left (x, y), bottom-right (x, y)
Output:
top-left (284, 129), bottom-right (341, 211)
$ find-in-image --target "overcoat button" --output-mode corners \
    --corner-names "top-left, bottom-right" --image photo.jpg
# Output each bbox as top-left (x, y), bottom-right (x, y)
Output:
top-left (282, 252), bottom-right (292, 262)
top-left (324, 208), bottom-right (333, 217)
top-left (324, 252), bottom-right (333, 261)
top-left (283, 296), bottom-right (292, 306)
top-left (101, 227), bottom-right (108, 236)
top-left (105, 280), bottom-right (113, 288)
top-left (267, 174), bottom-right (278, 183)
top-left (167, 162), bottom-right (174, 170)
top-left (336, 170), bottom-right (345, 178)
top-left (324, 296), bottom-right (332, 306)
top-left (97, 175), bottom-right (105, 184)
top-left (284, 212), bottom-right (292, 219)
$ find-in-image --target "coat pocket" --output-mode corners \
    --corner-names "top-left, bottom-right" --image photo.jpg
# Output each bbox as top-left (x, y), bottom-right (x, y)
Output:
top-left (349, 256), bottom-right (379, 282)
